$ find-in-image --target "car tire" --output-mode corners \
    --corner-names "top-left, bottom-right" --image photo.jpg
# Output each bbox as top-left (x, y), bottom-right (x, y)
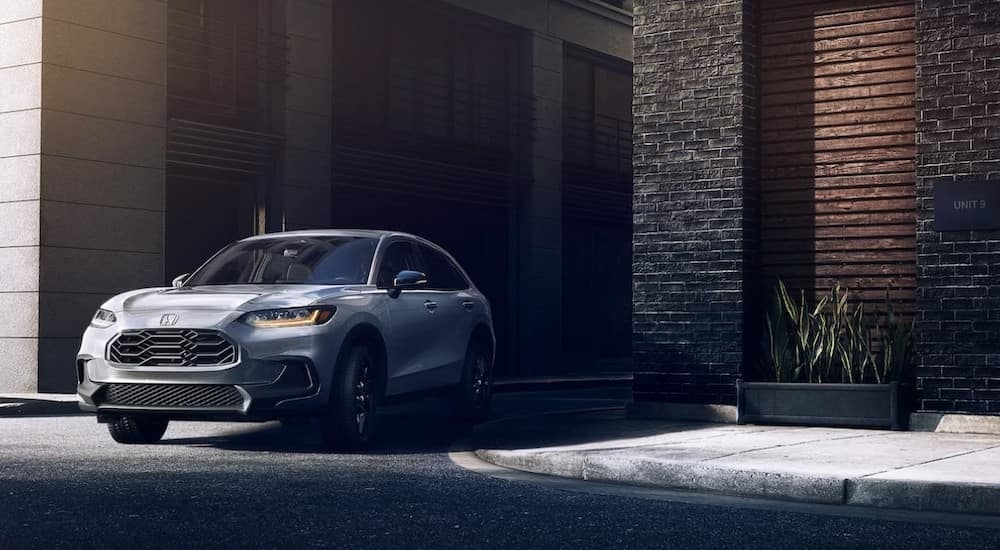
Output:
top-left (450, 338), bottom-right (493, 423)
top-left (321, 343), bottom-right (378, 451)
top-left (107, 415), bottom-right (169, 444)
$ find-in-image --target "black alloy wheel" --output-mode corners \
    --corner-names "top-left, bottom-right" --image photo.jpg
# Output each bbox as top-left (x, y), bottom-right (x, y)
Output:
top-left (322, 343), bottom-right (378, 450)
top-left (451, 339), bottom-right (493, 422)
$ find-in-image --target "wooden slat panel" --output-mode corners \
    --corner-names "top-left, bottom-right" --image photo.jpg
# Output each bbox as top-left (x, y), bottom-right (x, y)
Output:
top-left (762, 172), bottom-right (915, 191)
top-left (761, 3), bottom-right (914, 34)
top-left (761, 17), bottom-right (913, 49)
top-left (760, 1), bottom-right (916, 308)
top-left (764, 186), bottom-right (915, 204)
top-left (762, 134), bottom-right (914, 155)
top-left (763, 53), bottom-right (914, 82)
top-left (763, 17), bottom-right (915, 47)
top-left (763, 159), bottom-right (914, 179)
top-left (763, 30), bottom-right (915, 58)
top-left (763, 120), bottom-right (915, 143)
top-left (762, 223), bottom-right (915, 240)
top-left (761, 68), bottom-right (914, 94)
top-left (763, 96), bottom-right (913, 119)
top-left (762, 146), bottom-right (916, 168)
top-left (763, 43), bottom-right (914, 71)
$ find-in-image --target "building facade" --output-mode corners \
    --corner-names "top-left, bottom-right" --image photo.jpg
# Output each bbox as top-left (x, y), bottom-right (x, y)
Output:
top-left (633, 0), bottom-right (1000, 427)
top-left (0, 0), bottom-right (633, 392)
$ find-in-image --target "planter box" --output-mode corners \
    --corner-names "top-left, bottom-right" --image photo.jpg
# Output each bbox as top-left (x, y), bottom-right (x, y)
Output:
top-left (737, 380), bottom-right (909, 430)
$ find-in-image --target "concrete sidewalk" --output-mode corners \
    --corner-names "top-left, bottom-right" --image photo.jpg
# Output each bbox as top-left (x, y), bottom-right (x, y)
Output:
top-left (473, 409), bottom-right (1000, 517)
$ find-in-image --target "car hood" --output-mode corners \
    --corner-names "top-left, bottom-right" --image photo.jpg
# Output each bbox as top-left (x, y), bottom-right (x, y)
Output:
top-left (105, 284), bottom-right (369, 314)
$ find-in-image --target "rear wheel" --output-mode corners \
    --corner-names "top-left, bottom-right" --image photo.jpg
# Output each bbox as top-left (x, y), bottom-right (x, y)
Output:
top-left (107, 415), bottom-right (169, 444)
top-left (321, 343), bottom-right (378, 450)
top-left (450, 338), bottom-right (493, 422)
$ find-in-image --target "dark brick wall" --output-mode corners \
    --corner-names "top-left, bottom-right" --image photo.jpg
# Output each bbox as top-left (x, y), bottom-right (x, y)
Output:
top-left (914, 0), bottom-right (1000, 414)
top-left (632, 0), bottom-right (756, 406)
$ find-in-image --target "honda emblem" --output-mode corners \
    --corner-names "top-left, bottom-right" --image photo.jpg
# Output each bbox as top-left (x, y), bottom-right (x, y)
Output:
top-left (160, 313), bottom-right (179, 327)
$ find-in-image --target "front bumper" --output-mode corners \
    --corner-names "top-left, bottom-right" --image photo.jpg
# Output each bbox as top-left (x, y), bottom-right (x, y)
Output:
top-left (77, 359), bottom-right (323, 421)
top-left (76, 320), bottom-right (347, 420)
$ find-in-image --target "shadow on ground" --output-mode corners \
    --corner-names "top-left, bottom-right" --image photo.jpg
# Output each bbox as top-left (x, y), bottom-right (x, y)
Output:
top-left (160, 402), bottom-right (478, 456)
top-left (467, 409), bottom-right (702, 452)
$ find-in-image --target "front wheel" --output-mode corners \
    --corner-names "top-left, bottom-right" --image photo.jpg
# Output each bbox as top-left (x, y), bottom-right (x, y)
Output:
top-left (450, 339), bottom-right (493, 422)
top-left (107, 415), bottom-right (169, 444)
top-left (321, 344), bottom-right (378, 450)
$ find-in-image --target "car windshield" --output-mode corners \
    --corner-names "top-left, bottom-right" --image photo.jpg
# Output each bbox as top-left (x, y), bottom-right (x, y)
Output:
top-left (185, 236), bottom-right (378, 286)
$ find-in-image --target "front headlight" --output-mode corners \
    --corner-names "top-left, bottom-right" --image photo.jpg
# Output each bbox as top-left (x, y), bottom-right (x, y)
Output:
top-left (90, 308), bottom-right (117, 328)
top-left (239, 307), bottom-right (336, 328)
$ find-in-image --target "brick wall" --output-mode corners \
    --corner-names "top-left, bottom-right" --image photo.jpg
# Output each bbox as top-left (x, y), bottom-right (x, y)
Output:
top-left (632, 0), bottom-right (756, 406)
top-left (914, 0), bottom-right (1000, 414)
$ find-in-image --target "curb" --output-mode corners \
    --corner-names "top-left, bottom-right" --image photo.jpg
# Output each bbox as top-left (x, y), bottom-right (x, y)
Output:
top-left (0, 397), bottom-right (83, 417)
top-left (476, 449), bottom-right (1000, 516)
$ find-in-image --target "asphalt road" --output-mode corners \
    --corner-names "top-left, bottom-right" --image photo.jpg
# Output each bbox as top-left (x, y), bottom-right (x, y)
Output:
top-left (1, 388), bottom-right (998, 549)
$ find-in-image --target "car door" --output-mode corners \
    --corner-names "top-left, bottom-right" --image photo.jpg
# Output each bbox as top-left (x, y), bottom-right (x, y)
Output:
top-left (376, 239), bottom-right (431, 392)
top-left (414, 243), bottom-right (470, 382)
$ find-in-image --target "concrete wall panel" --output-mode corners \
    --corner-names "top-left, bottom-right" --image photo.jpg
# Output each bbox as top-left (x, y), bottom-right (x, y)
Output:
top-left (42, 65), bottom-right (165, 126)
top-left (285, 110), bottom-right (332, 154)
top-left (0, 201), bottom-right (40, 247)
top-left (549, 2), bottom-right (632, 60)
top-left (0, 155), bottom-right (41, 203)
top-left (0, 337), bottom-right (39, 392)
top-left (282, 148), bottom-right (332, 188)
top-left (37, 336), bottom-right (79, 392)
top-left (287, 34), bottom-right (333, 80)
top-left (40, 247), bottom-right (161, 294)
top-left (0, 2), bottom-right (42, 25)
top-left (42, 19), bottom-right (164, 84)
top-left (40, 155), bottom-right (163, 211)
top-left (41, 110), bottom-right (164, 169)
top-left (286, 74), bottom-right (332, 116)
top-left (0, 109), bottom-right (41, 157)
top-left (0, 293), bottom-right (40, 337)
top-left (38, 291), bottom-right (106, 339)
top-left (286, 0), bottom-right (333, 41)
top-left (0, 18), bottom-right (42, 69)
top-left (43, 0), bottom-right (166, 42)
top-left (41, 201), bottom-right (162, 253)
top-left (0, 63), bottom-right (41, 112)
top-left (283, 184), bottom-right (331, 229)
top-left (0, 246), bottom-right (40, 292)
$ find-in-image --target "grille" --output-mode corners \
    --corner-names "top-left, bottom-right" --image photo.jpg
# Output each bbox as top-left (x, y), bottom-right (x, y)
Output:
top-left (108, 329), bottom-right (237, 367)
top-left (102, 384), bottom-right (244, 408)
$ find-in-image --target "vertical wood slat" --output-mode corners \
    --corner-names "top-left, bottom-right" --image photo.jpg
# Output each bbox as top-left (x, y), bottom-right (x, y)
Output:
top-left (759, 0), bottom-right (916, 307)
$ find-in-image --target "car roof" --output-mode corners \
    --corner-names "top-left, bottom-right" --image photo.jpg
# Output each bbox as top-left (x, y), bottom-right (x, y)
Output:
top-left (240, 229), bottom-right (407, 241)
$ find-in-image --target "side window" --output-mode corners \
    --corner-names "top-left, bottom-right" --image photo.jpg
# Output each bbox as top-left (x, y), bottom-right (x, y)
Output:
top-left (417, 245), bottom-right (468, 291)
top-left (376, 241), bottom-right (419, 288)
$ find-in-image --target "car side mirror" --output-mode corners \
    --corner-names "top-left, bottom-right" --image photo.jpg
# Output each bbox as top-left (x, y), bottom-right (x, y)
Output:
top-left (389, 270), bottom-right (427, 298)
top-left (171, 273), bottom-right (190, 288)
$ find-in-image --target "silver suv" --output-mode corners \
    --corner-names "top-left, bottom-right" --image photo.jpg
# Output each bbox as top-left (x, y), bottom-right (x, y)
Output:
top-left (76, 230), bottom-right (495, 449)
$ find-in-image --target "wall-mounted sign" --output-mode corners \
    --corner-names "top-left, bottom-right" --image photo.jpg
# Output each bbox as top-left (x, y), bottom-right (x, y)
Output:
top-left (934, 181), bottom-right (1000, 231)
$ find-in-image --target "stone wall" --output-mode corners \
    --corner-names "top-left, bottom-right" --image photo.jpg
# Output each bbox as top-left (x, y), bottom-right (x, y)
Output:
top-left (632, 0), bottom-right (756, 408)
top-left (914, 0), bottom-right (1000, 414)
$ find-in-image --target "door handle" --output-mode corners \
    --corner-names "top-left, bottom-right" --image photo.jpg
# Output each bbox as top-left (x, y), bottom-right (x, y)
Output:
top-left (424, 300), bottom-right (438, 311)
top-left (462, 300), bottom-right (475, 311)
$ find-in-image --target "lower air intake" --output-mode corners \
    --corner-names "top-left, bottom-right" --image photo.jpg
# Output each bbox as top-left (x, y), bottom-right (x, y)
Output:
top-left (102, 384), bottom-right (244, 408)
